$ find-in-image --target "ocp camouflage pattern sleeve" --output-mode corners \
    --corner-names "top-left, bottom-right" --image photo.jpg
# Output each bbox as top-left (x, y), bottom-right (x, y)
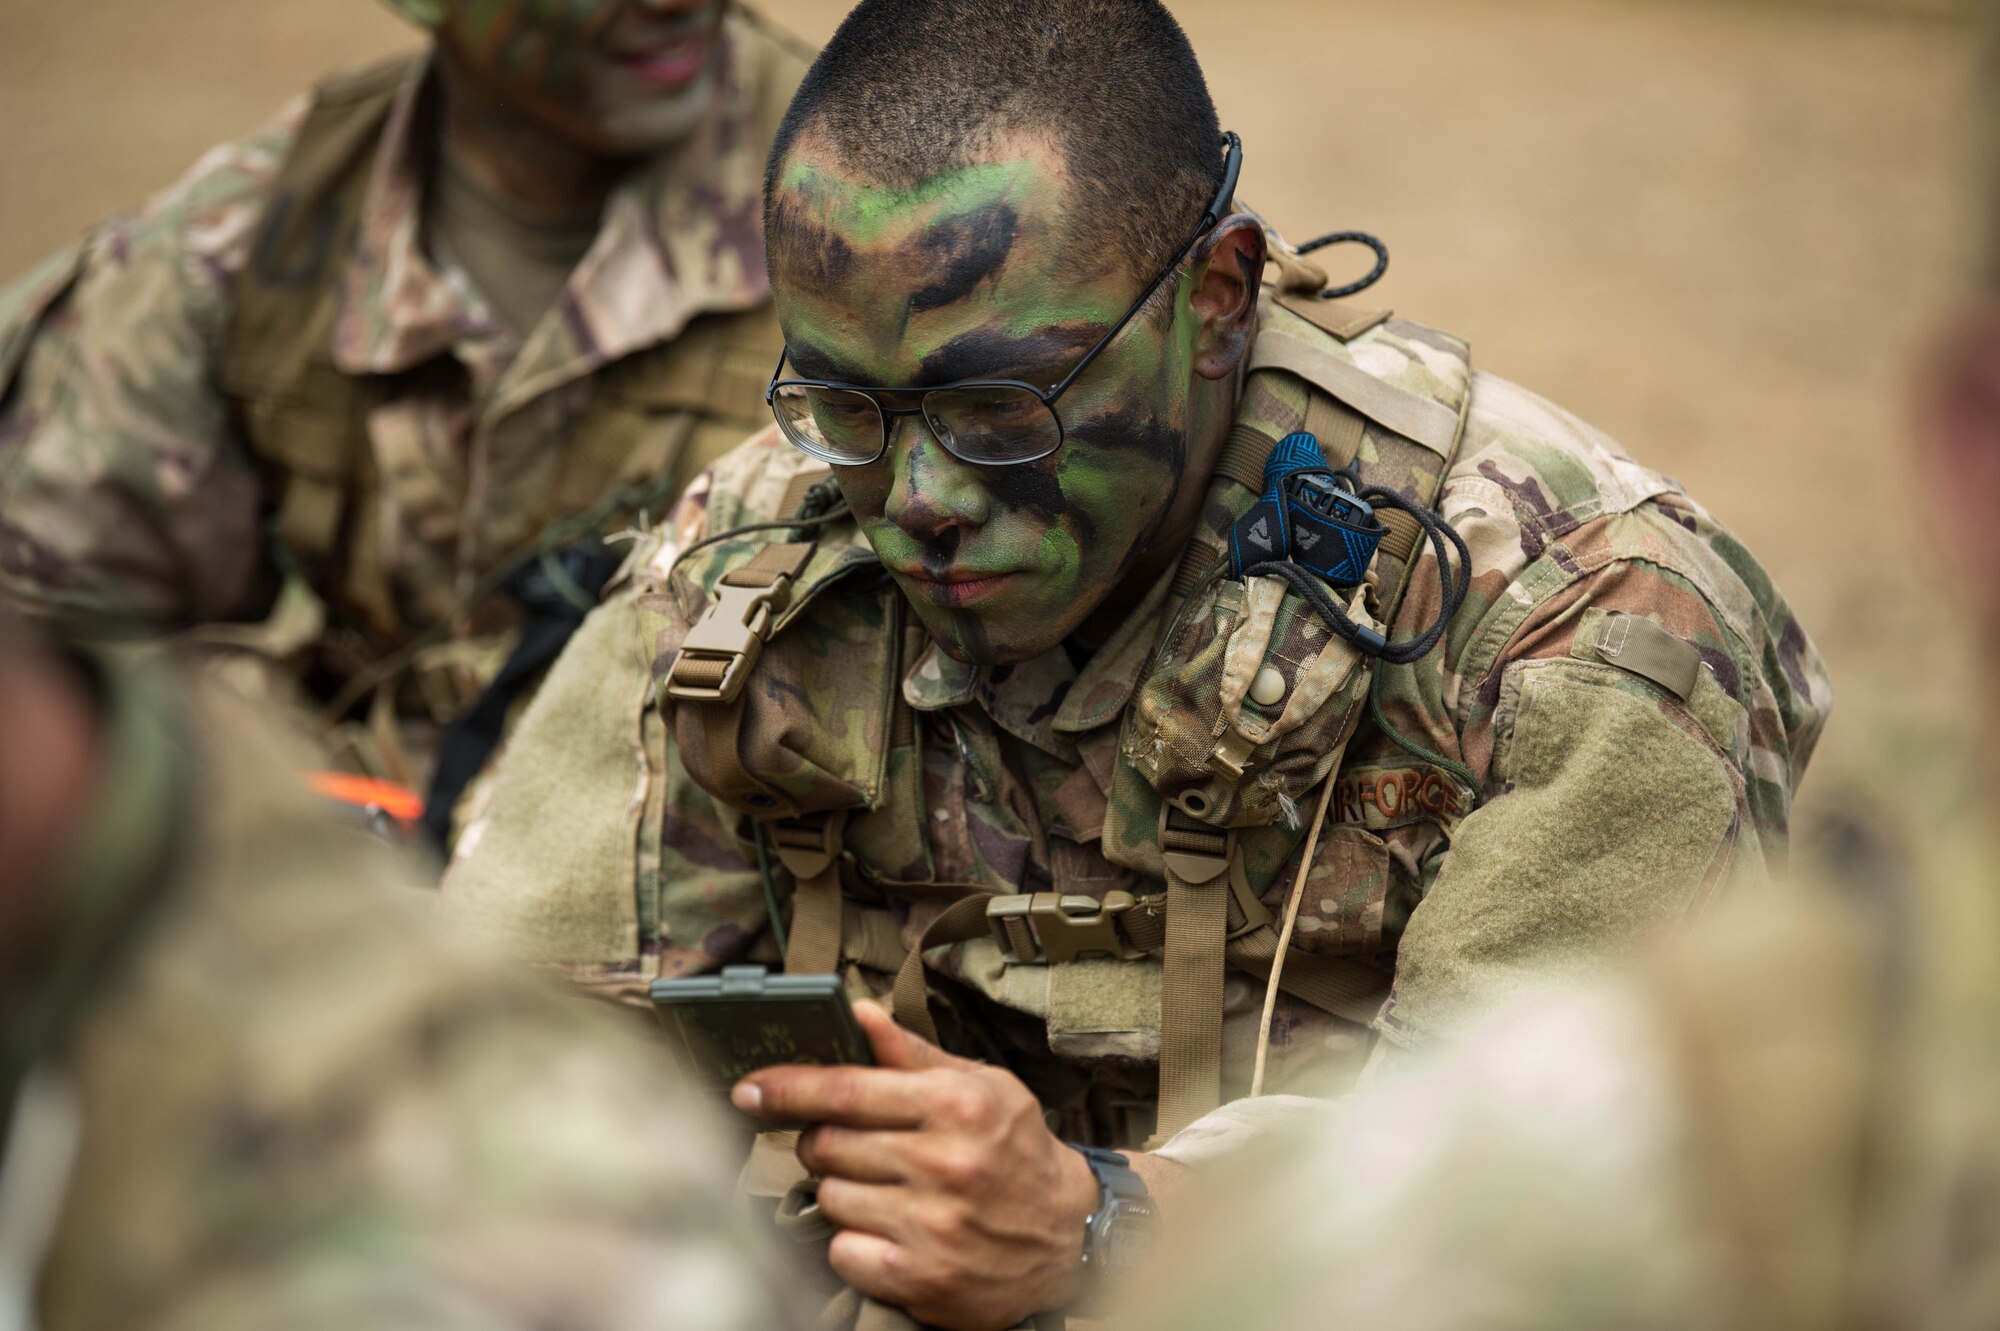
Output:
top-left (38, 673), bottom-right (803, 1331)
top-left (0, 104), bottom-right (300, 630)
top-left (1360, 370), bottom-right (1831, 1043)
top-left (1113, 980), bottom-right (1727, 1331)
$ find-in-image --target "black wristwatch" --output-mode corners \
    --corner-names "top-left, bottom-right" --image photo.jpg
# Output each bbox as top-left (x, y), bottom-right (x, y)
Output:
top-left (1068, 1144), bottom-right (1158, 1296)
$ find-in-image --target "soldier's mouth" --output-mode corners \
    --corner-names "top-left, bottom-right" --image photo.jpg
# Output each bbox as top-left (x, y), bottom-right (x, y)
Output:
top-left (897, 569), bottom-right (1020, 609)
top-left (617, 33), bottom-right (712, 88)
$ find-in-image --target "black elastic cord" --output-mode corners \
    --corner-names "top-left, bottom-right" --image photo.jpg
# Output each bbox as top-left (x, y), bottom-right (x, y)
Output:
top-left (1296, 231), bottom-right (1390, 300)
top-left (664, 496), bottom-right (853, 585)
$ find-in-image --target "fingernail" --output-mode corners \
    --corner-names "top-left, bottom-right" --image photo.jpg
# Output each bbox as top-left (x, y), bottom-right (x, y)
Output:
top-left (731, 1082), bottom-right (763, 1113)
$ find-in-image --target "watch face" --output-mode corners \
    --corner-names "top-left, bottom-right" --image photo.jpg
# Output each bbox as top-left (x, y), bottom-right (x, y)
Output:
top-left (1099, 1199), bottom-right (1159, 1271)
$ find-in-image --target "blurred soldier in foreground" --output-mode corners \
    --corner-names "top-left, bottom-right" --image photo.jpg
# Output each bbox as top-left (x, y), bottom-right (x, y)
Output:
top-left (1109, 73), bottom-right (2000, 1331)
top-left (0, 0), bottom-right (807, 844)
top-left (0, 611), bottom-right (804, 1331)
top-left (445, 0), bottom-right (1827, 1326)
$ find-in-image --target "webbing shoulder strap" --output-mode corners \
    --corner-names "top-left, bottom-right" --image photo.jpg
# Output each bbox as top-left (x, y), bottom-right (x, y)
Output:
top-left (773, 810), bottom-right (848, 975)
top-left (1150, 303), bottom-right (1472, 1138)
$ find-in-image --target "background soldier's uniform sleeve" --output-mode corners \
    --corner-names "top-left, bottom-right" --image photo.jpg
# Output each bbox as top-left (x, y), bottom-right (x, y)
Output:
top-left (1371, 372), bottom-right (1832, 1044)
top-left (0, 108), bottom-right (300, 631)
top-left (1117, 982), bottom-right (1726, 1331)
top-left (39, 667), bottom-right (807, 1331)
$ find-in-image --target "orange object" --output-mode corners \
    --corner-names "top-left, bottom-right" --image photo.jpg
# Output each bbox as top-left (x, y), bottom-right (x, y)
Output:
top-left (304, 772), bottom-right (424, 824)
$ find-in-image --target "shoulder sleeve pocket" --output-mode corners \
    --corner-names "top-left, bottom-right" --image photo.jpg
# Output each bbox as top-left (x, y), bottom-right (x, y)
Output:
top-left (1379, 655), bottom-right (1746, 1045)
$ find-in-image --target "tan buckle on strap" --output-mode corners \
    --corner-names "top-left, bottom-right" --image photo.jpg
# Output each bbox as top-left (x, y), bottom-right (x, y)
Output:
top-left (770, 810), bottom-right (846, 880)
top-left (664, 544), bottom-right (816, 704)
top-left (987, 891), bottom-right (1145, 964)
top-left (1159, 806), bottom-right (1232, 885)
top-left (1159, 805), bottom-right (1274, 939)
top-left (666, 578), bottom-right (789, 703)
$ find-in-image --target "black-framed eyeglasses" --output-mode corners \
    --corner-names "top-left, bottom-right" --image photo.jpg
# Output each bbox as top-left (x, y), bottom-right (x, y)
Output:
top-left (765, 131), bottom-right (1244, 468)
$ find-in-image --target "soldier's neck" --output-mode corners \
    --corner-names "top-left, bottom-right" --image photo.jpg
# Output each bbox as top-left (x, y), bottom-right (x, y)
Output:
top-left (433, 57), bottom-right (627, 224)
top-left (1074, 373), bottom-right (1240, 647)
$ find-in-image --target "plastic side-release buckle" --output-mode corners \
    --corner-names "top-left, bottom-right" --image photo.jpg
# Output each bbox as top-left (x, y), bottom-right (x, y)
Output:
top-left (988, 890), bottom-right (1145, 965)
top-left (770, 810), bottom-right (847, 880)
top-left (665, 573), bottom-right (795, 703)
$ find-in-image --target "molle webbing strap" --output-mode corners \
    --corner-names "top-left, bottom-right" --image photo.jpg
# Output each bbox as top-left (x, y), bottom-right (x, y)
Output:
top-left (891, 895), bottom-right (994, 1043)
top-left (773, 811), bottom-right (849, 975)
top-left (1225, 930), bottom-right (1390, 1027)
top-left (699, 697), bottom-right (766, 807)
top-left (778, 466), bottom-right (834, 522)
top-left (1303, 392), bottom-right (1368, 469)
top-left (1102, 891), bottom-right (1385, 1025)
top-left (1271, 292), bottom-right (1393, 344)
top-left (1213, 422), bottom-right (1277, 493)
top-left (1171, 425), bottom-right (1279, 602)
top-left (1249, 330), bottom-right (1460, 457)
top-left (1373, 508), bottom-right (1423, 572)
top-left (1156, 810), bottom-right (1233, 1138)
top-left (724, 541), bottom-right (815, 588)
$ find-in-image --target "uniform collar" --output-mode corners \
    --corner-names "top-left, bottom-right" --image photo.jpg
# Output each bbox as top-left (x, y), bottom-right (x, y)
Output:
top-left (330, 24), bottom-right (772, 404)
top-left (898, 564), bottom-right (1178, 752)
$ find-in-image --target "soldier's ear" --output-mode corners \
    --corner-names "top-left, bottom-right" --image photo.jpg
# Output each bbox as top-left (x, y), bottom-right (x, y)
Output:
top-left (382, 0), bottom-right (449, 30)
top-left (1188, 215), bottom-right (1266, 382)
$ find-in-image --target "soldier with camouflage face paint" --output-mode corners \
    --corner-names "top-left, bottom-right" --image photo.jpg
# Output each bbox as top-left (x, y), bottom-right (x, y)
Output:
top-left (445, 1), bottom-right (1830, 1326)
top-left (0, 0), bottom-right (809, 840)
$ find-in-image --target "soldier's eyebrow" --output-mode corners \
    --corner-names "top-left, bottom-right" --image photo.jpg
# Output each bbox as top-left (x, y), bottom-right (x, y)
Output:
top-left (785, 341), bottom-right (870, 383)
top-left (786, 326), bottom-right (1107, 390)
top-left (914, 325), bottom-right (1104, 388)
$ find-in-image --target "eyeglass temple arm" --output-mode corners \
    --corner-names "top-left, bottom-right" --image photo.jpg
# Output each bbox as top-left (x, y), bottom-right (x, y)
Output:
top-left (1043, 131), bottom-right (1245, 402)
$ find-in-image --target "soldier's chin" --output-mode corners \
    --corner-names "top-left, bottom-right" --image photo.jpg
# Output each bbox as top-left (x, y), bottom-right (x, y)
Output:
top-left (595, 65), bottom-right (720, 155)
top-left (918, 609), bottom-right (1070, 669)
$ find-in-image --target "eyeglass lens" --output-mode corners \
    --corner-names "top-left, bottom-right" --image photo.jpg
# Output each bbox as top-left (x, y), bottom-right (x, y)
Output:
top-left (772, 382), bottom-right (1062, 466)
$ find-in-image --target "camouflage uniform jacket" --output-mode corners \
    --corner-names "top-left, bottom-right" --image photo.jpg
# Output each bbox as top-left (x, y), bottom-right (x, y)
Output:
top-left (1114, 841), bottom-right (2000, 1331)
top-left (0, 651), bottom-right (804, 1331)
top-left (0, 17), bottom-right (803, 753)
top-left (444, 296), bottom-right (1831, 1143)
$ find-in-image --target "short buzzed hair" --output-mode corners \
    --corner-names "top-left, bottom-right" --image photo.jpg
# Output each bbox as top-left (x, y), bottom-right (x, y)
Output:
top-left (765, 0), bottom-right (1225, 284)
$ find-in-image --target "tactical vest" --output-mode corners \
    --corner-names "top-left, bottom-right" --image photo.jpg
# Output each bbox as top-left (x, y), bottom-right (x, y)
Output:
top-left (654, 251), bottom-right (1472, 1142)
top-left (213, 52), bottom-right (788, 658)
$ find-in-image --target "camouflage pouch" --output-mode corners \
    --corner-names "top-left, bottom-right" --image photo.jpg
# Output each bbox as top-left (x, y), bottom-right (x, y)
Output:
top-left (650, 532), bottom-right (899, 821)
top-left (1124, 567), bottom-right (1383, 831)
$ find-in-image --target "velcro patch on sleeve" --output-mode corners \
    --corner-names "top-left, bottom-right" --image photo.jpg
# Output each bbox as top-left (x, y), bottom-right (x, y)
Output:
top-left (1581, 609), bottom-right (1702, 703)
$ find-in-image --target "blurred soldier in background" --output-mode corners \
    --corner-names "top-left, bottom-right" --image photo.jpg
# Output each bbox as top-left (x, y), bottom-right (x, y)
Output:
top-left (0, 0), bottom-right (809, 845)
top-left (1109, 39), bottom-right (2000, 1328)
top-left (0, 608), bottom-right (805, 1331)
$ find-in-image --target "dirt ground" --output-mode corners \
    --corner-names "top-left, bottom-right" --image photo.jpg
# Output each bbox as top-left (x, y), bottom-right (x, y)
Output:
top-left (0, 0), bottom-right (1980, 861)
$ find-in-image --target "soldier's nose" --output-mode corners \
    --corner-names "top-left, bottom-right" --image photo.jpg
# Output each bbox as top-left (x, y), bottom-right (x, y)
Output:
top-left (884, 416), bottom-right (992, 538)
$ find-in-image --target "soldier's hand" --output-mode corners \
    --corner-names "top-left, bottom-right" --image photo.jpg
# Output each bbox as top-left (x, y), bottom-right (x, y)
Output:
top-left (733, 1001), bottom-right (1099, 1331)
